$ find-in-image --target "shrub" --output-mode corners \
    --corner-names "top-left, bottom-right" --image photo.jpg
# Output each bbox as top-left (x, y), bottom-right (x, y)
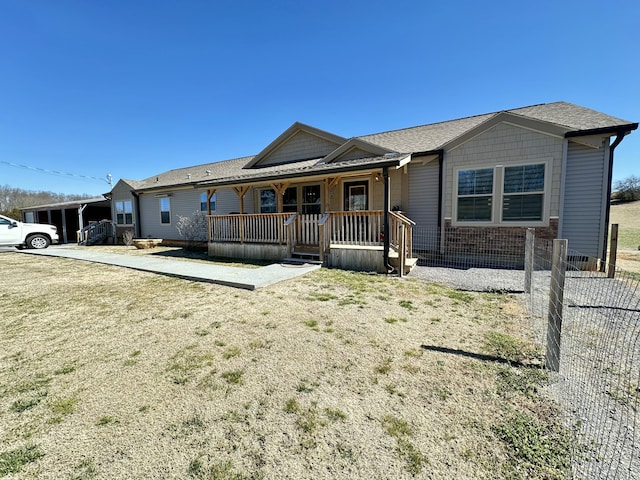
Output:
top-left (122, 229), bottom-right (134, 246)
top-left (176, 211), bottom-right (208, 250)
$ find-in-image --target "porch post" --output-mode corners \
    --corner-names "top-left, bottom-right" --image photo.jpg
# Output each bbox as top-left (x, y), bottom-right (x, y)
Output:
top-left (271, 182), bottom-right (290, 213)
top-left (207, 189), bottom-right (216, 215)
top-left (383, 166), bottom-right (392, 273)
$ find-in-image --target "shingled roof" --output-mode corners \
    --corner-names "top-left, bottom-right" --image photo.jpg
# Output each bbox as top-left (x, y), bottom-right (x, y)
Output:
top-left (129, 101), bottom-right (636, 192)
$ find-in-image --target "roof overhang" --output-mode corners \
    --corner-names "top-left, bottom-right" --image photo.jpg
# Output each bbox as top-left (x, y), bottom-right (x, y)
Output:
top-left (196, 154), bottom-right (410, 188)
top-left (21, 197), bottom-right (109, 211)
top-left (564, 123), bottom-right (638, 138)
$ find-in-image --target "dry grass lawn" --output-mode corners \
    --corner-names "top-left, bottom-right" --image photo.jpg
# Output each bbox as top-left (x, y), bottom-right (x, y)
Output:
top-left (0, 251), bottom-right (570, 479)
top-left (610, 200), bottom-right (640, 273)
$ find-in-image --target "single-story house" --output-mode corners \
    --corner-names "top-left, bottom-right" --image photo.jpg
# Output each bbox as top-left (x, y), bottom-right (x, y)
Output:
top-left (109, 101), bottom-right (637, 273)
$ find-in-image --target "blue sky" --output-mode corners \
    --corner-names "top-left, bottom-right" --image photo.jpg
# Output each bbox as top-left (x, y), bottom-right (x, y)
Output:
top-left (0, 0), bottom-right (638, 196)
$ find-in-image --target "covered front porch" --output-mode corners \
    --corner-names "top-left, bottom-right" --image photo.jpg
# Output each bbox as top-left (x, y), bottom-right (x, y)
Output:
top-left (207, 210), bottom-right (415, 274)
top-left (197, 149), bottom-right (422, 274)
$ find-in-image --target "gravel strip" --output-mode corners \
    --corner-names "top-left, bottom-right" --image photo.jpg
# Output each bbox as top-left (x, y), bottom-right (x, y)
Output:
top-left (409, 265), bottom-right (525, 293)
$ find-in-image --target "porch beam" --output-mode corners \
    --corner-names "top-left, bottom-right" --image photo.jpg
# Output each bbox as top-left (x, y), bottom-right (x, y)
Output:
top-left (271, 182), bottom-right (290, 213)
top-left (232, 185), bottom-right (250, 214)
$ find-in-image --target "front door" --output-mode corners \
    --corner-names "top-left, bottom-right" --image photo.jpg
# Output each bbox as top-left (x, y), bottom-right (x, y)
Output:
top-left (344, 181), bottom-right (368, 211)
top-left (343, 181), bottom-right (370, 243)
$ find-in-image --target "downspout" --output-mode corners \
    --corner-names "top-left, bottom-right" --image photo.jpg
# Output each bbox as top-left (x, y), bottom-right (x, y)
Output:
top-left (132, 191), bottom-right (141, 238)
top-left (383, 166), bottom-right (393, 273)
top-left (437, 150), bottom-right (444, 230)
top-left (600, 129), bottom-right (629, 267)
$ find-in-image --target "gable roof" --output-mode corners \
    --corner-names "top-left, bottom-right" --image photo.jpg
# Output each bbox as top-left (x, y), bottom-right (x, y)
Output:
top-left (357, 101), bottom-right (636, 153)
top-left (321, 138), bottom-right (394, 164)
top-left (123, 101), bottom-right (636, 192)
top-left (244, 122), bottom-right (347, 168)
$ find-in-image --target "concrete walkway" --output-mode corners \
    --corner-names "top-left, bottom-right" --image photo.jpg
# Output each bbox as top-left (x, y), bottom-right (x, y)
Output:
top-left (20, 247), bottom-right (321, 290)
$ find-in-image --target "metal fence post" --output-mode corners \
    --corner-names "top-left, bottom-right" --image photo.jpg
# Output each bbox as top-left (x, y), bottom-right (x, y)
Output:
top-left (524, 228), bottom-right (534, 293)
top-left (546, 239), bottom-right (568, 372)
top-left (607, 223), bottom-right (618, 279)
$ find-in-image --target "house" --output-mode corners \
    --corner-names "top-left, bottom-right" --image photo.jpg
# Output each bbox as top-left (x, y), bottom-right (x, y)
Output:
top-left (108, 102), bottom-right (637, 272)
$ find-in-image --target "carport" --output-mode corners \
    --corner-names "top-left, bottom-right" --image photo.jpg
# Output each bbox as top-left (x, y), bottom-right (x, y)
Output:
top-left (21, 197), bottom-right (112, 244)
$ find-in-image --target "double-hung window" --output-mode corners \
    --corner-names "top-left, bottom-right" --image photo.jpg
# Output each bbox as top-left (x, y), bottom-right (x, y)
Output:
top-left (456, 168), bottom-right (494, 221)
top-left (502, 164), bottom-right (545, 221)
top-left (455, 163), bottom-right (546, 224)
top-left (200, 192), bottom-right (216, 212)
top-left (115, 200), bottom-right (133, 225)
top-left (160, 198), bottom-right (171, 224)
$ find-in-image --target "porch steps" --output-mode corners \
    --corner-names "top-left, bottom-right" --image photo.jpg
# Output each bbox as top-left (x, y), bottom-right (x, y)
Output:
top-left (291, 245), bottom-right (322, 263)
top-left (389, 251), bottom-right (418, 275)
top-left (282, 257), bottom-right (323, 265)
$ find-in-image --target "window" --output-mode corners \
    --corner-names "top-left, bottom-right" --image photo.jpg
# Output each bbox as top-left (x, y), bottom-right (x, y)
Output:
top-left (115, 200), bottom-right (133, 225)
top-left (456, 168), bottom-right (493, 221)
top-left (200, 192), bottom-right (216, 212)
top-left (160, 197), bottom-right (171, 224)
top-left (455, 163), bottom-right (547, 224)
top-left (302, 185), bottom-right (321, 214)
top-left (260, 189), bottom-right (276, 213)
top-left (502, 164), bottom-right (545, 221)
top-left (282, 187), bottom-right (297, 213)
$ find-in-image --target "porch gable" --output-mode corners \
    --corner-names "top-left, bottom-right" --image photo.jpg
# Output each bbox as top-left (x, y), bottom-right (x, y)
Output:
top-left (245, 122), bottom-right (346, 168)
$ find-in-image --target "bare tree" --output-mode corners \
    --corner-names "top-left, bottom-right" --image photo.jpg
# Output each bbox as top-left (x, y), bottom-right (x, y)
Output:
top-left (613, 174), bottom-right (640, 202)
top-left (0, 184), bottom-right (94, 218)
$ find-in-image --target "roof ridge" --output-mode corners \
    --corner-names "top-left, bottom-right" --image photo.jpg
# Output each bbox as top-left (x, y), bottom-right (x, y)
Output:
top-left (357, 101), bottom-right (567, 138)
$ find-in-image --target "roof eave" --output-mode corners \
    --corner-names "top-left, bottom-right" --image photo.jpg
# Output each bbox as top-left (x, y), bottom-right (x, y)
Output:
top-left (564, 123), bottom-right (639, 138)
top-left (196, 157), bottom-right (407, 188)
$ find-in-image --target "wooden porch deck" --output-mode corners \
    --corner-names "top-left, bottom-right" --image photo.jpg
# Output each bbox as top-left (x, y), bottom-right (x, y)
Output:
top-left (207, 211), bottom-right (416, 274)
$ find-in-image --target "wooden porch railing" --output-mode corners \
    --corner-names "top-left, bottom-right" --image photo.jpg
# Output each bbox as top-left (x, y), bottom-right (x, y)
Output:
top-left (208, 211), bottom-right (415, 268)
top-left (295, 213), bottom-right (322, 246)
top-left (327, 211), bottom-right (384, 246)
top-left (77, 219), bottom-right (114, 245)
top-left (389, 211), bottom-right (416, 275)
top-left (208, 213), bottom-right (290, 244)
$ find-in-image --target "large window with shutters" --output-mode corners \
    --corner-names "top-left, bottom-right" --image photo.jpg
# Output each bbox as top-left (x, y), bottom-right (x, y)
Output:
top-left (502, 164), bottom-right (545, 221)
top-left (456, 168), bottom-right (494, 221)
top-left (454, 163), bottom-right (547, 224)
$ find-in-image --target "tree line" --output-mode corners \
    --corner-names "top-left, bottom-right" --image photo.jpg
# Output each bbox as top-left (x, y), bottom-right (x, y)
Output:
top-left (0, 185), bottom-right (95, 219)
top-left (613, 174), bottom-right (640, 202)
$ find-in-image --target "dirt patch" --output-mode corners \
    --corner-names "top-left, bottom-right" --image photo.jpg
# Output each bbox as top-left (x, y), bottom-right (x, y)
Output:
top-left (0, 255), bottom-right (567, 479)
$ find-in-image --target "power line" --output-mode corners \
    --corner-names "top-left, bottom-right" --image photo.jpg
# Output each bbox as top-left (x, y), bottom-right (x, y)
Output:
top-left (0, 160), bottom-right (112, 185)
